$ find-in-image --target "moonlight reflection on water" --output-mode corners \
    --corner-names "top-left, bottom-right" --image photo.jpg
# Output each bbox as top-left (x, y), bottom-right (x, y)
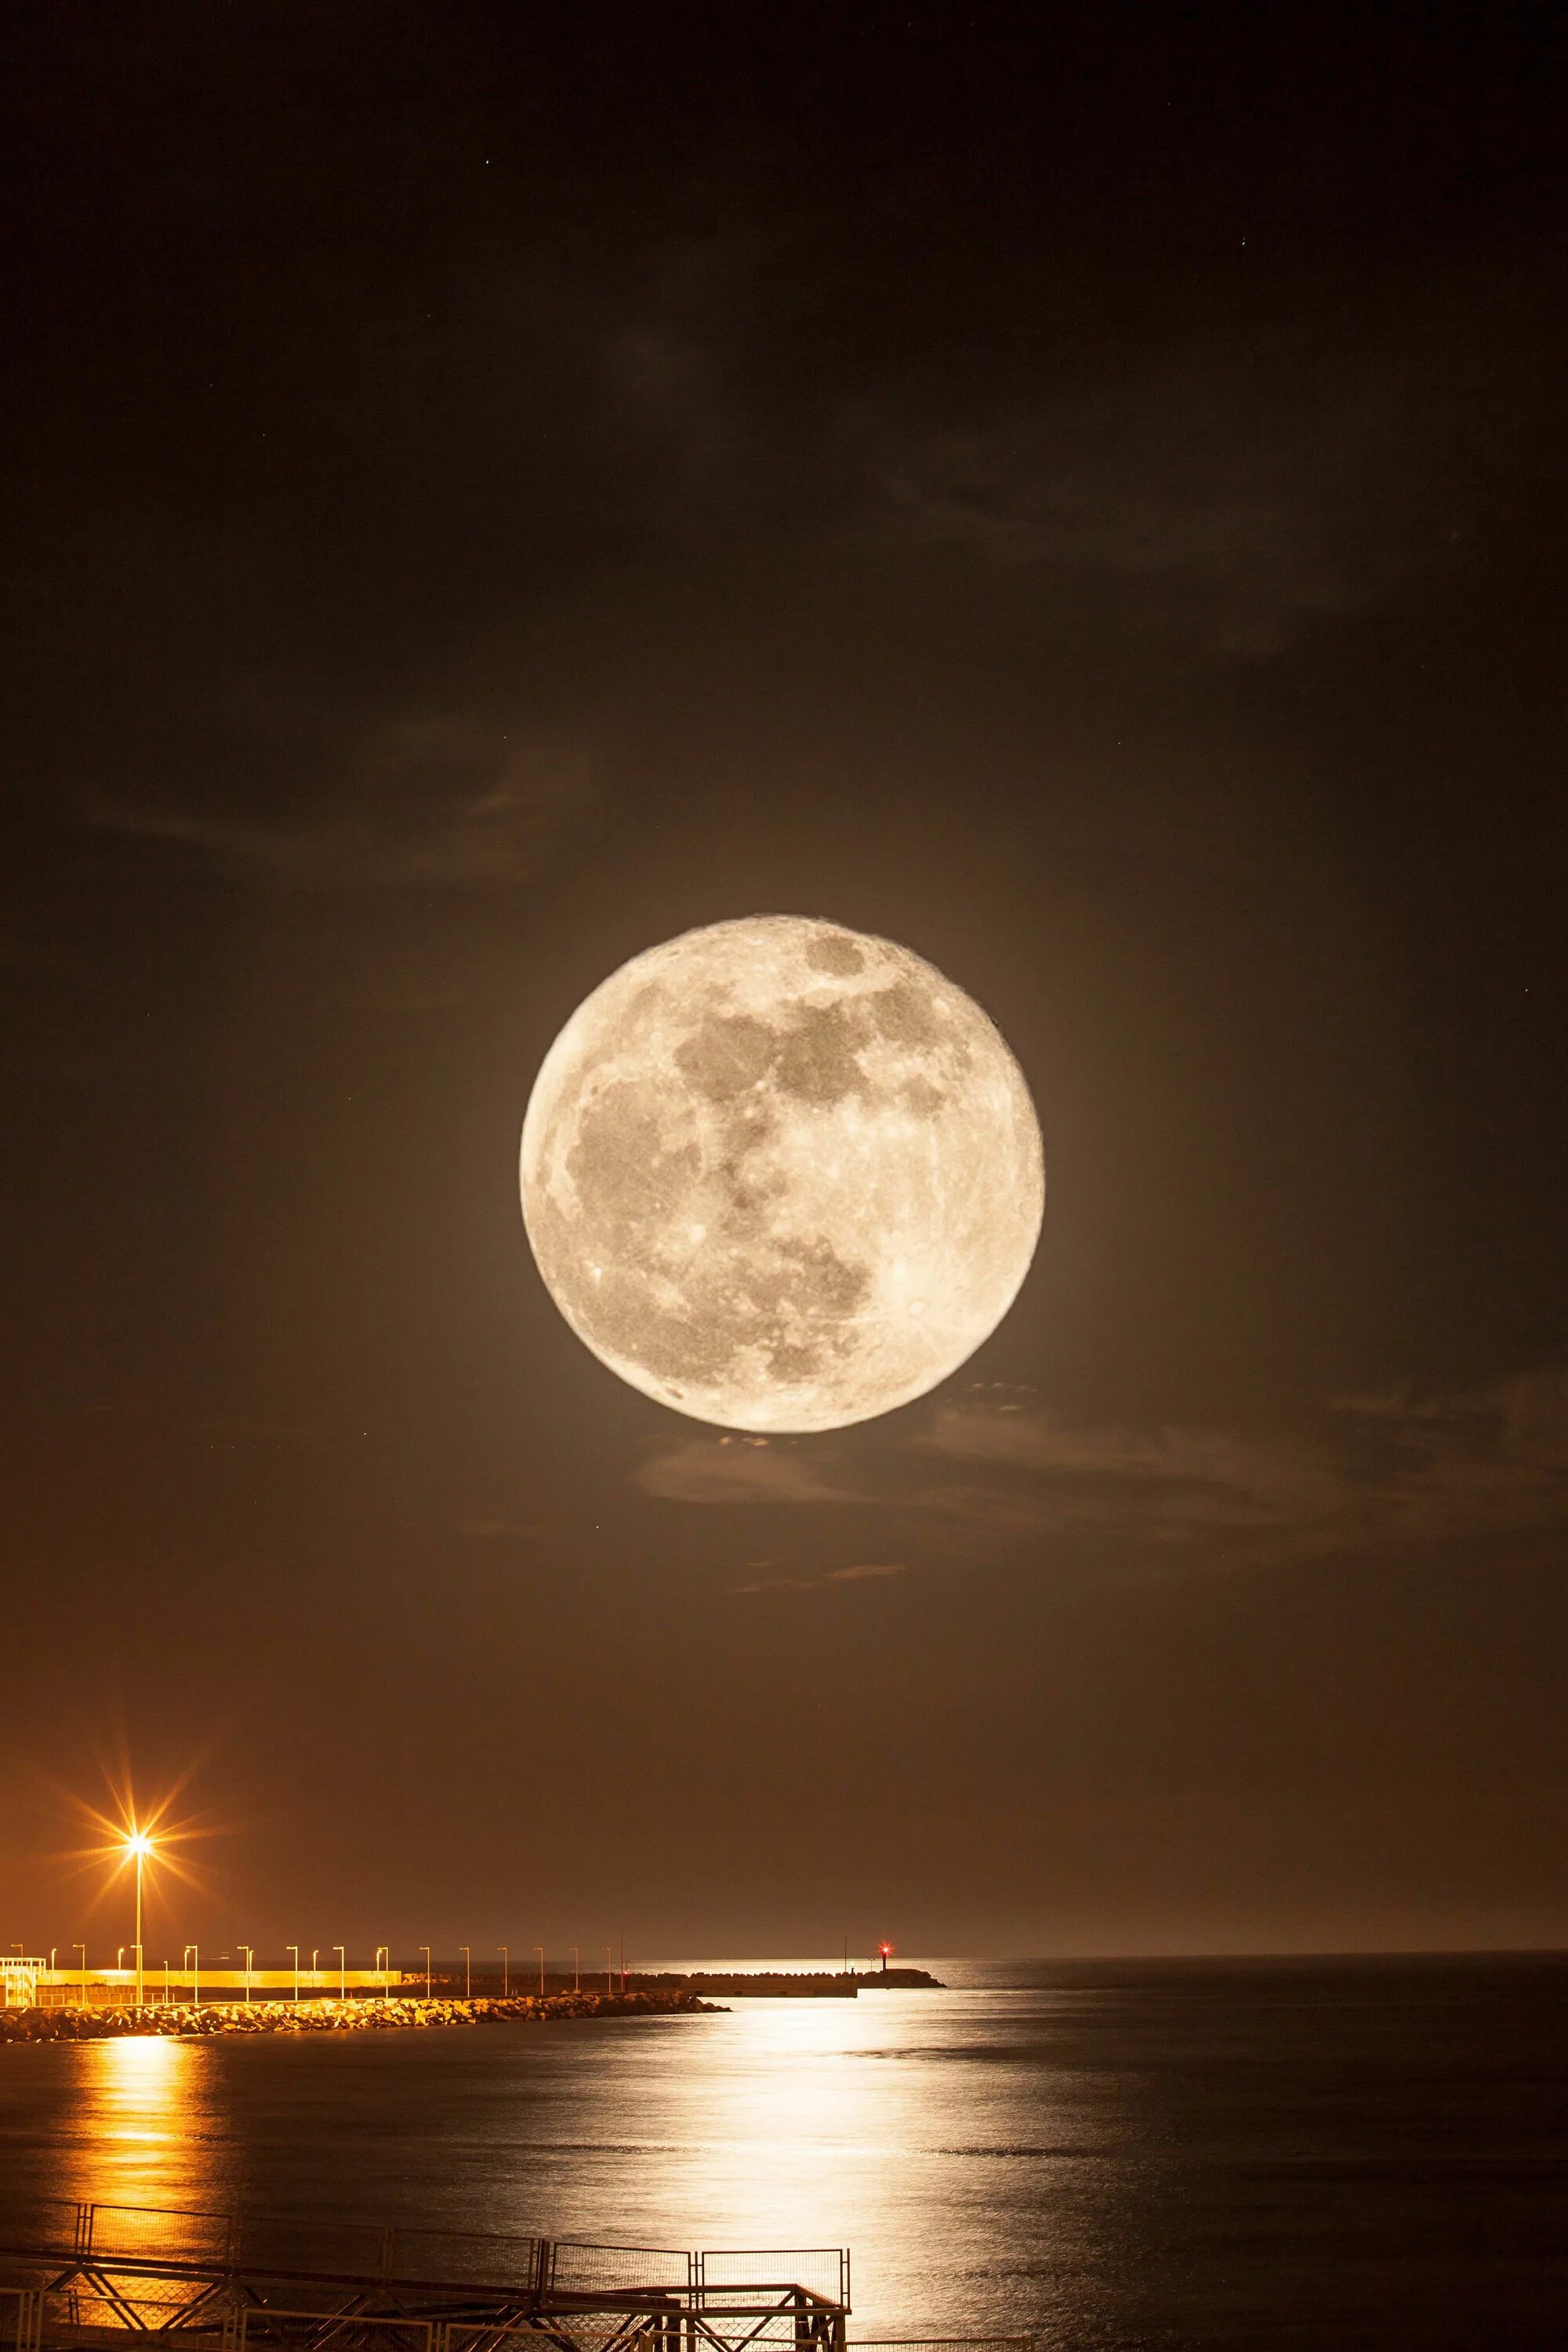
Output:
top-left (2, 1965), bottom-right (1564, 2350)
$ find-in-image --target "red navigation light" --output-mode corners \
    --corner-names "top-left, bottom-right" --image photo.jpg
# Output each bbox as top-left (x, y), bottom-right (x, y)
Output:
top-left (879, 1942), bottom-right (893, 1958)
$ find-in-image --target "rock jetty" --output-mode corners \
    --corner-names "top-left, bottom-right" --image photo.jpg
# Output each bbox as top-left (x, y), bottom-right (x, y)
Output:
top-left (0, 1989), bottom-right (720, 2043)
top-left (634, 1967), bottom-right (945, 1997)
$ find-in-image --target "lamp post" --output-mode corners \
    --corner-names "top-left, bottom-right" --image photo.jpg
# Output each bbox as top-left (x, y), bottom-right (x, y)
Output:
top-left (123, 1828), bottom-right (154, 2008)
top-left (459, 1946), bottom-right (470, 2002)
top-left (286, 1946), bottom-right (299, 2002)
top-left (74, 1945), bottom-right (85, 2009)
top-left (376, 1945), bottom-right (390, 1998)
top-left (498, 1946), bottom-right (508, 1998)
top-left (535, 1946), bottom-right (546, 1998)
top-left (604, 1947), bottom-right (613, 1995)
top-left (184, 1945), bottom-right (199, 2006)
top-left (419, 1946), bottom-right (431, 2000)
top-left (571, 1946), bottom-right (579, 1992)
top-left (334, 1946), bottom-right (346, 2002)
top-left (240, 1945), bottom-right (253, 2005)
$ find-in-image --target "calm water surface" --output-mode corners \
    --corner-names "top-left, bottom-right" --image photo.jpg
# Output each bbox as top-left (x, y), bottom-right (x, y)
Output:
top-left (2, 1956), bottom-right (1564, 2350)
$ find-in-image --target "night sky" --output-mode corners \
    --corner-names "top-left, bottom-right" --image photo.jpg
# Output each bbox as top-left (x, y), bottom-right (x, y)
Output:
top-left (5, 6), bottom-right (1566, 1961)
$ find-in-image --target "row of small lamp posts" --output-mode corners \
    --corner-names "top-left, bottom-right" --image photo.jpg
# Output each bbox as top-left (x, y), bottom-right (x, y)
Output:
top-left (35, 1942), bottom-right (604, 2008)
top-left (439, 1947), bottom-right (592, 1998)
top-left (32, 1816), bottom-right (620, 2004)
top-left (73, 1833), bottom-right (608, 2009)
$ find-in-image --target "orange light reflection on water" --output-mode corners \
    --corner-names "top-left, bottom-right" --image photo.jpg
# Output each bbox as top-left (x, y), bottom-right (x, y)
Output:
top-left (66, 2034), bottom-right (232, 2213)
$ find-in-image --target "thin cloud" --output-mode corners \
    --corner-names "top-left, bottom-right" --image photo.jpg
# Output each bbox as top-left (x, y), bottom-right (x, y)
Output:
top-left (78, 715), bottom-right (596, 894)
top-left (858, 314), bottom-right (1471, 659)
top-left (639, 1369), bottom-right (1568, 1575)
top-left (730, 1561), bottom-right (910, 1596)
top-left (913, 1376), bottom-right (1568, 1558)
top-left (634, 1436), bottom-right (863, 1507)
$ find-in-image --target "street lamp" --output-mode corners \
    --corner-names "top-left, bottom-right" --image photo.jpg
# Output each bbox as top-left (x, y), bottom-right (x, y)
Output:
top-left (571, 1946), bottom-right (579, 1992)
top-left (376, 1945), bottom-right (390, 1998)
top-left (333, 1946), bottom-right (346, 2002)
top-left (498, 1946), bottom-right (508, 1998)
top-left (240, 1944), bottom-right (254, 2005)
top-left (535, 1946), bottom-right (546, 1998)
top-left (123, 1828), bottom-right (154, 2008)
top-left (419, 1946), bottom-right (431, 2000)
top-left (74, 1945), bottom-right (85, 2009)
top-left (184, 1945), bottom-right (200, 2006)
top-left (459, 1946), bottom-right (470, 2001)
top-left (286, 1946), bottom-right (299, 2002)
top-left (604, 1947), bottom-right (613, 1995)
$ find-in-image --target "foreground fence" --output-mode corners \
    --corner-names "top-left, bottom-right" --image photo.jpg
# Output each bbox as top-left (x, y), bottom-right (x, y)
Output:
top-left (0, 2203), bottom-right (855, 2352)
top-left (3, 2286), bottom-right (42, 2352)
top-left (229, 2311), bottom-right (849, 2352)
top-left (0, 2209), bottom-right (848, 2307)
top-left (0, 2205), bottom-right (1028, 2352)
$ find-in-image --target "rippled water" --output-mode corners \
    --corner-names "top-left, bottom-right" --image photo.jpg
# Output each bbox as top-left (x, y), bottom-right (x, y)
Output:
top-left (2, 1956), bottom-right (1564, 2349)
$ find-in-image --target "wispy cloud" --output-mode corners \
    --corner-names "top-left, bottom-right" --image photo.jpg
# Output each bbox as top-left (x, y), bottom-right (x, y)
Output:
top-left (919, 1370), bottom-right (1568, 1557)
top-left (730, 1560), bottom-right (910, 1596)
top-left (635, 1435), bottom-right (864, 1507)
top-left (78, 714), bottom-right (596, 894)
top-left (858, 321), bottom-right (1456, 658)
top-left (637, 1368), bottom-right (1568, 1576)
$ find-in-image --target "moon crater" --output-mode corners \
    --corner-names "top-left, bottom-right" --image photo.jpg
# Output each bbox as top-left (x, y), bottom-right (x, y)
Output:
top-left (521, 916), bottom-right (1044, 1432)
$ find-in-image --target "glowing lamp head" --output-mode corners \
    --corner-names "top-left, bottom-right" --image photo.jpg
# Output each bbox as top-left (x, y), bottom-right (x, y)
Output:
top-left (125, 1831), bottom-right (154, 1858)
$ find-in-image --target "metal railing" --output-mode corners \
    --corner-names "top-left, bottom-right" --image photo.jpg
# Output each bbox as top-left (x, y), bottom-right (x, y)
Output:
top-left (0, 2204), bottom-right (851, 2339)
top-left (2, 2288), bottom-right (43, 2352)
top-left (0, 2207), bottom-right (543, 2288)
top-left (545, 2245), bottom-right (691, 2296)
top-left (384, 2230), bottom-right (541, 2292)
top-left (230, 2317), bottom-right (855, 2352)
top-left (229, 2318), bottom-right (437, 2352)
top-left (0, 2306), bottom-right (1009, 2352)
top-left (695, 2255), bottom-right (847, 2310)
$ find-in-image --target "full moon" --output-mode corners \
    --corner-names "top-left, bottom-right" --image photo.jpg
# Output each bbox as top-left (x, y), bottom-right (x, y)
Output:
top-left (520, 916), bottom-right (1044, 1432)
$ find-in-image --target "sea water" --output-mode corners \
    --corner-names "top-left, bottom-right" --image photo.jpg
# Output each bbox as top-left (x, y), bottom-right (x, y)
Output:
top-left (1, 1955), bottom-right (1563, 2349)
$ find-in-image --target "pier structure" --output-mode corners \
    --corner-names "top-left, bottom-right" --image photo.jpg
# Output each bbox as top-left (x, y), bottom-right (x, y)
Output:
top-left (0, 2201), bottom-right (984, 2352)
top-left (6, 1969), bottom-right (401, 2011)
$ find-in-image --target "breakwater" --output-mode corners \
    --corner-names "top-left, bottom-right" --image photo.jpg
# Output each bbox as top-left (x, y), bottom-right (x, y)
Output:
top-left (0, 1988), bottom-right (719, 2042)
top-left (634, 1967), bottom-right (945, 1997)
